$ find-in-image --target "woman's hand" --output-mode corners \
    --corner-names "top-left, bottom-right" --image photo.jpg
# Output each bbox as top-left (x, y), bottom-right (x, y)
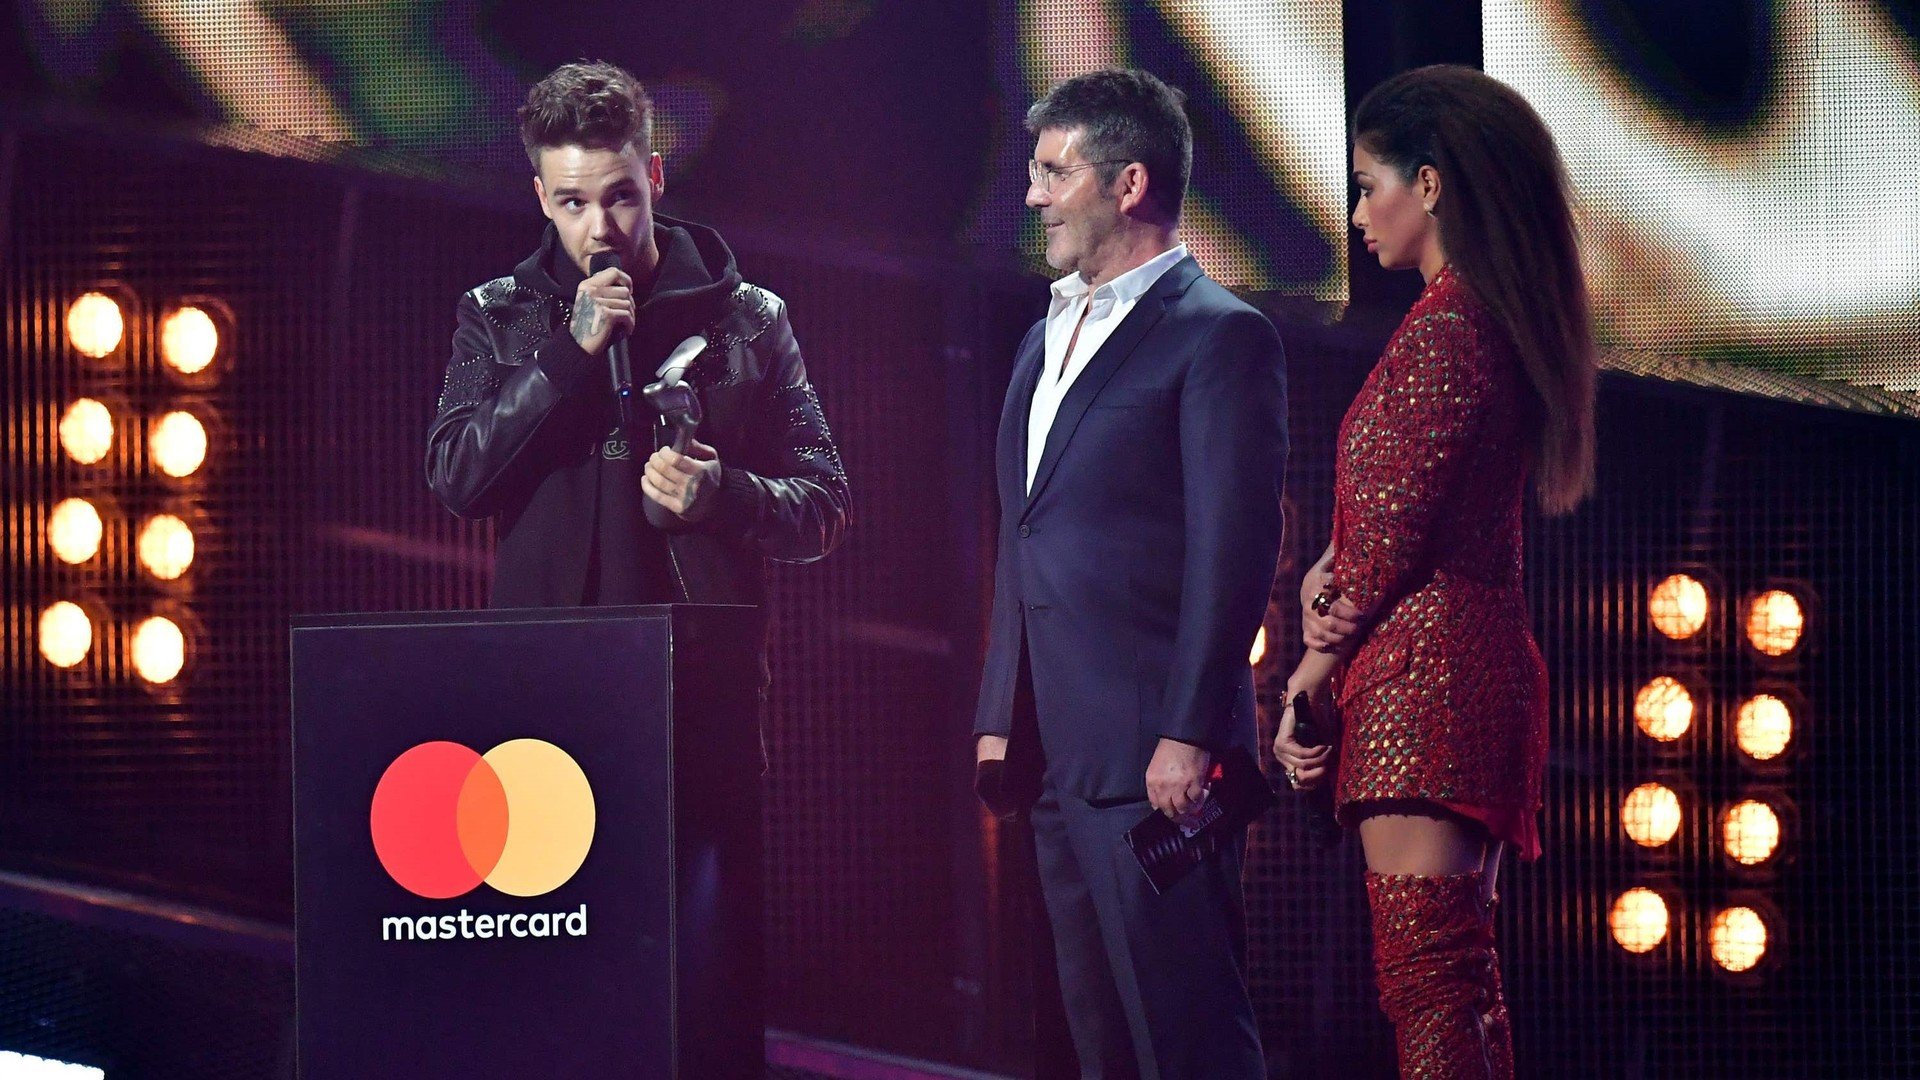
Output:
top-left (1301, 560), bottom-right (1364, 655)
top-left (1272, 682), bottom-right (1334, 792)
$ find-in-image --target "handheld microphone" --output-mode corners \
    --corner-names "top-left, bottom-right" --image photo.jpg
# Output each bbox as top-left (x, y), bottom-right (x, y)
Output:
top-left (587, 250), bottom-right (636, 436)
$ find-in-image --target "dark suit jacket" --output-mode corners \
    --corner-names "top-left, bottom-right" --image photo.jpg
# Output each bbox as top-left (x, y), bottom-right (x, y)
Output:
top-left (973, 256), bottom-right (1288, 803)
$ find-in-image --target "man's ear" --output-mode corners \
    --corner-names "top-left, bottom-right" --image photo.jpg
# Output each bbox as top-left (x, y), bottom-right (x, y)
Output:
top-left (1114, 162), bottom-right (1151, 218)
top-left (534, 175), bottom-right (554, 221)
top-left (649, 152), bottom-right (665, 202)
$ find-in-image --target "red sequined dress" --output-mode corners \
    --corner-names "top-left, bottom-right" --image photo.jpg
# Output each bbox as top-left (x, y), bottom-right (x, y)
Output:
top-left (1328, 266), bottom-right (1549, 860)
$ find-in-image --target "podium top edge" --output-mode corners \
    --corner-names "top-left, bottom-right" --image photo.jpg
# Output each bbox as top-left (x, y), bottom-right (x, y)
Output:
top-left (290, 604), bottom-right (759, 632)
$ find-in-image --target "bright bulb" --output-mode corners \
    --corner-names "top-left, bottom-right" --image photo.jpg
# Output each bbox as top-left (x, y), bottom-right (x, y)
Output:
top-left (66, 292), bottom-right (123, 358)
top-left (1609, 887), bottom-right (1669, 954)
top-left (161, 306), bottom-right (219, 375)
top-left (47, 498), bottom-right (104, 565)
top-left (131, 616), bottom-right (187, 684)
top-left (138, 514), bottom-right (196, 580)
top-left (39, 602), bottom-right (93, 668)
top-left (151, 410), bottom-right (208, 478)
top-left (1649, 573), bottom-right (1709, 640)
top-left (1622, 782), bottom-right (1682, 847)
top-left (59, 398), bottom-right (114, 464)
top-left (1249, 625), bottom-right (1267, 667)
top-left (1634, 677), bottom-right (1694, 741)
top-left (1723, 800), bottom-right (1782, 866)
top-left (1710, 906), bottom-right (1769, 972)
top-left (1746, 590), bottom-right (1805, 657)
top-left (1736, 695), bottom-right (1793, 761)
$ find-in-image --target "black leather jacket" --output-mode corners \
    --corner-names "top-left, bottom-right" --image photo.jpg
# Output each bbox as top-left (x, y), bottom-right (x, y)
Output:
top-left (425, 216), bottom-right (849, 626)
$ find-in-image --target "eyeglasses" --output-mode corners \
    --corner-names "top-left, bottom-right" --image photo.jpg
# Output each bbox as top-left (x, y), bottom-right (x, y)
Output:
top-left (1027, 158), bottom-right (1132, 193)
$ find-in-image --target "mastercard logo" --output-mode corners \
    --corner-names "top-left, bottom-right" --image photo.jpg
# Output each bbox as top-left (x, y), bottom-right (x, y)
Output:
top-left (370, 739), bottom-right (595, 899)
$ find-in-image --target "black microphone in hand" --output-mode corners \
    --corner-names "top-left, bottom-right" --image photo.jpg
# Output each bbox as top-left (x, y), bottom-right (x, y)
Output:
top-left (587, 250), bottom-right (636, 436)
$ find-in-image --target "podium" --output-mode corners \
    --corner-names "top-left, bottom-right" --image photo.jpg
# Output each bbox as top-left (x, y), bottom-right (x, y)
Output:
top-left (291, 606), bottom-right (762, 1078)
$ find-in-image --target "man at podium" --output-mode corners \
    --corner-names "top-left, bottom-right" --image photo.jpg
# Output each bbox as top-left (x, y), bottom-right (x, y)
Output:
top-left (424, 60), bottom-right (849, 683)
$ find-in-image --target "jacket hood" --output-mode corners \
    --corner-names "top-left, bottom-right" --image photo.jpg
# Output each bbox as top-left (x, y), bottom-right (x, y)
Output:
top-left (514, 212), bottom-right (743, 358)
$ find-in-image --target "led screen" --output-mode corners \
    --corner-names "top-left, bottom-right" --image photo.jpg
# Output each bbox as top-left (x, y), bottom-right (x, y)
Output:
top-left (980, 0), bottom-right (1348, 296)
top-left (1487, 0), bottom-right (1920, 396)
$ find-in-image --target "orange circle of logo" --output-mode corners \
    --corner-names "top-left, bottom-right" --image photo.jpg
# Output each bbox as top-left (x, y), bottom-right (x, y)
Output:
top-left (369, 739), bottom-right (595, 899)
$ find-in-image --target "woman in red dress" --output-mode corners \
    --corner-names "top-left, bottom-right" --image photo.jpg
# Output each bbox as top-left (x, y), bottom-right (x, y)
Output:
top-left (1274, 65), bottom-right (1597, 1079)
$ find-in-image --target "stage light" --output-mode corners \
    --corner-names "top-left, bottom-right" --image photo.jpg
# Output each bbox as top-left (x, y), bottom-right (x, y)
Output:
top-left (138, 514), bottom-right (196, 580)
top-left (1736, 694), bottom-right (1794, 761)
top-left (1649, 573), bottom-right (1709, 640)
top-left (38, 601), bottom-right (93, 668)
top-left (161, 306), bottom-right (219, 375)
top-left (131, 616), bottom-right (187, 684)
top-left (66, 292), bottom-right (123, 358)
top-left (1622, 782), bottom-right (1682, 848)
top-left (1723, 800), bottom-right (1782, 866)
top-left (58, 398), bottom-right (114, 464)
top-left (1609, 887), bottom-right (1669, 953)
top-left (1710, 906), bottom-right (1769, 972)
top-left (1634, 676), bottom-right (1693, 741)
top-left (151, 410), bottom-right (208, 478)
top-left (1745, 590), bottom-right (1806, 656)
top-left (1249, 625), bottom-right (1267, 666)
top-left (47, 498), bottom-right (104, 565)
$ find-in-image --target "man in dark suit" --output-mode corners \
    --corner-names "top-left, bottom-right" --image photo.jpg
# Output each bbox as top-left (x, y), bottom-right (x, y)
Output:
top-left (972, 69), bottom-right (1286, 1079)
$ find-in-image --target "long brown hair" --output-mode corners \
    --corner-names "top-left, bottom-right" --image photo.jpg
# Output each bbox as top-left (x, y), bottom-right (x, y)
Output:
top-left (1354, 65), bottom-right (1597, 515)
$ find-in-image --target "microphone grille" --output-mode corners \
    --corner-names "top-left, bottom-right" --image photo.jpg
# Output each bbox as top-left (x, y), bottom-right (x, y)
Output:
top-left (588, 250), bottom-right (623, 274)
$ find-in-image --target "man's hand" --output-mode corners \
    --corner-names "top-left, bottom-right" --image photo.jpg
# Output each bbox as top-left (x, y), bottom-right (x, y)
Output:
top-left (973, 734), bottom-right (1019, 819)
top-left (570, 266), bottom-right (635, 356)
top-left (643, 439), bottom-right (723, 522)
top-left (1146, 737), bottom-right (1211, 820)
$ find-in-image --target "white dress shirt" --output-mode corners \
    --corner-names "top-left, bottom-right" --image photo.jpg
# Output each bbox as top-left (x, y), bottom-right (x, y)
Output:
top-left (1026, 244), bottom-right (1190, 494)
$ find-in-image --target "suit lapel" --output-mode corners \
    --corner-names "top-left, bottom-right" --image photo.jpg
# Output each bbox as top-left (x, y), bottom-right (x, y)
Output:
top-left (1002, 325), bottom-right (1047, 516)
top-left (1021, 256), bottom-right (1202, 518)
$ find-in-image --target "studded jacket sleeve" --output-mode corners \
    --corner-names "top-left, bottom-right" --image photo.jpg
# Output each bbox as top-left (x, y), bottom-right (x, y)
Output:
top-left (700, 297), bottom-right (850, 564)
top-left (424, 289), bottom-right (600, 519)
top-left (1327, 302), bottom-right (1499, 615)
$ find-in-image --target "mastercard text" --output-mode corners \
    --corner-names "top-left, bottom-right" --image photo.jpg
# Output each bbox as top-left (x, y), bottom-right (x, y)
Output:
top-left (380, 904), bottom-right (588, 942)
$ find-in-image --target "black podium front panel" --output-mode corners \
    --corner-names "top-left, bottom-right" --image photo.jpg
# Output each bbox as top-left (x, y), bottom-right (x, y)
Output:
top-left (292, 605), bottom-right (759, 1079)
